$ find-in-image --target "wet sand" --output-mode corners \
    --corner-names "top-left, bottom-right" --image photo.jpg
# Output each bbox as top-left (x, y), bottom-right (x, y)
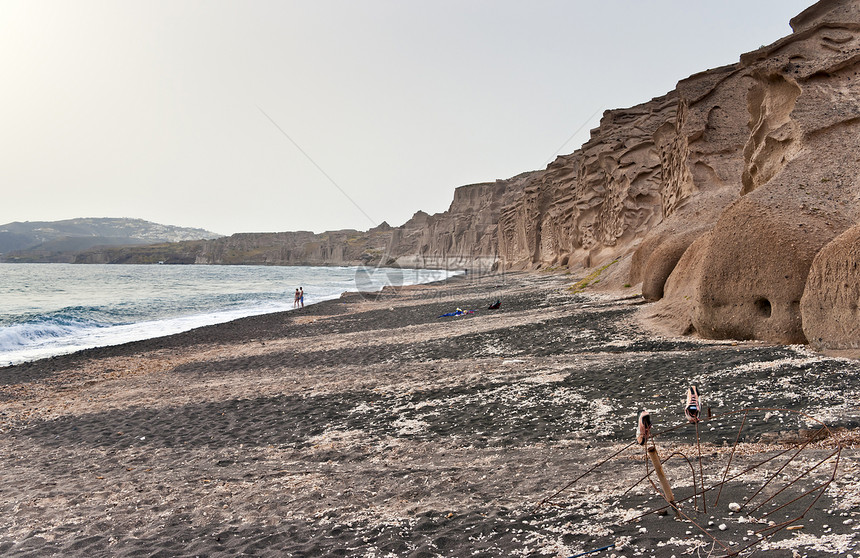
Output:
top-left (1, 272), bottom-right (859, 557)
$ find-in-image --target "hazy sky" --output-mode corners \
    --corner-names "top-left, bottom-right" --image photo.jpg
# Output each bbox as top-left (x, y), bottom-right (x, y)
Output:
top-left (2, 1), bottom-right (814, 235)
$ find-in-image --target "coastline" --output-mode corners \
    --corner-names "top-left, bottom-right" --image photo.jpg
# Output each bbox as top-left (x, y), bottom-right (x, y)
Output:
top-left (0, 263), bottom-right (462, 368)
top-left (1, 272), bottom-right (858, 557)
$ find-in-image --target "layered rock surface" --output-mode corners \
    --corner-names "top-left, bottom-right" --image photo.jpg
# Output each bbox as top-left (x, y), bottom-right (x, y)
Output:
top-left (498, 0), bottom-right (860, 347)
top-left (801, 224), bottom-right (860, 348)
top-left (73, 181), bottom-right (515, 271)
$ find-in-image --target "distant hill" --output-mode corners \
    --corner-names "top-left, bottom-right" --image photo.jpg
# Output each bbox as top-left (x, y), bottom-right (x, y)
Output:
top-left (0, 218), bottom-right (222, 262)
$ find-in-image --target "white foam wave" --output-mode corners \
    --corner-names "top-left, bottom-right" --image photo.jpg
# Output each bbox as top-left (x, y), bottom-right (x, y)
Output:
top-left (0, 266), bottom-right (463, 366)
top-left (0, 298), bottom-right (317, 366)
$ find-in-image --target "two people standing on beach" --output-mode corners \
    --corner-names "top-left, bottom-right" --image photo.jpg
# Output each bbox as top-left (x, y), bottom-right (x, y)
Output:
top-left (293, 287), bottom-right (304, 308)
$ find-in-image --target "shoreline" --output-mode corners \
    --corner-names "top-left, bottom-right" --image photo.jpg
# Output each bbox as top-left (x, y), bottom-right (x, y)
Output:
top-left (0, 265), bottom-right (466, 370)
top-left (1, 272), bottom-right (858, 557)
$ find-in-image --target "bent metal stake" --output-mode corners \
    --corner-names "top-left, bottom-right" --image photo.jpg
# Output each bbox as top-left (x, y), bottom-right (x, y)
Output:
top-left (536, 406), bottom-right (845, 558)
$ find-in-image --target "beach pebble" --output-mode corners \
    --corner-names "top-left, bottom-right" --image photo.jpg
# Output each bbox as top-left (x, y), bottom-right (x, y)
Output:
top-left (728, 502), bottom-right (741, 512)
top-left (844, 519), bottom-right (854, 525)
top-left (719, 524), bottom-right (727, 531)
top-left (638, 527), bottom-right (647, 534)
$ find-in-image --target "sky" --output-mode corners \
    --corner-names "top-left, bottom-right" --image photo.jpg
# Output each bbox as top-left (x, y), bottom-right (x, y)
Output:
top-left (1, 0), bottom-right (814, 236)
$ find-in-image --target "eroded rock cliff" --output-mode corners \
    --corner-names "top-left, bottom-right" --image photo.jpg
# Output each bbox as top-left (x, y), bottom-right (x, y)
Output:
top-left (73, 180), bottom-right (515, 271)
top-left (497, 0), bottom-right (860, 347)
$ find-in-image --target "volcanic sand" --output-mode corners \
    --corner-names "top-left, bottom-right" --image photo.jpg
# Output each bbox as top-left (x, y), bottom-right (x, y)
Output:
top-left (1, 272), bottom-right (859, 557)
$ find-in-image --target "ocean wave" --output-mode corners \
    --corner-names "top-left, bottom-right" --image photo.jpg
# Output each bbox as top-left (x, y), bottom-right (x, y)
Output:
top-left (0, 264), bottom-right (462, 366)
top-left (0, 310), bottom-right (111, 351)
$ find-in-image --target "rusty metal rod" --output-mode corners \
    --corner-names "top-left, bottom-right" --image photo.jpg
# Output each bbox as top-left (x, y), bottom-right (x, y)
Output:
top-left (625, 446), bottom-right (794, 523)
top-left (534, 439), bottom-right (638, 511)
top-left (751, 447), bottom-right (838, 516)
top-left (743, 425), bottom-right (827, 511)
top-left (716, 410), bottom-right (747, 507)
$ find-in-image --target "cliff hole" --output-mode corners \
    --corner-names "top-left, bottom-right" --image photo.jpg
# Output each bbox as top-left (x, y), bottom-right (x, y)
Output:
top-left (754, 297), bottom-right (772, 318)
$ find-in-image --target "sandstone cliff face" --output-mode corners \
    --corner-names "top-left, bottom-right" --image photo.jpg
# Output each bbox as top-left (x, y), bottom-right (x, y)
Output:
top-left (801, 223), bottom-right (860, 348)
top-left (496, 0), bottom-right (860, 347)
top-left (74, 180), bottom-right (513, 270)
top-left (190, 180), bottom-right (513, 270)
top-left (391, 180), bottom-right (516, 271)
top-left (669, 0), bottom-right (860, 344)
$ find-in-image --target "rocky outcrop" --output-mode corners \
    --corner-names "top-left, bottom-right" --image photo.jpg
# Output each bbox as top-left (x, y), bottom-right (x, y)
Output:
top-left (801, 223), bottom-right (860, 348)
top-left (499, 93), bottom-right (689, 270)
top-left (495, 0), bottom-right (860, 345)
top-left (691, 191), bottom-right (852, 343)
top-left (631, 226), bottom-right (706, 302)
top-left (390, 180), bottom-right (518, 271)
top-left (671, 0), bottom-right (860, 344)
top-left (72, 181), bottom-right (515, 270)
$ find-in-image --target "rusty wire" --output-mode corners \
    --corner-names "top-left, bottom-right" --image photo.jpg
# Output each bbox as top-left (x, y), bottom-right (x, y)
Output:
top-left (537, 406), bottom-right (845, 558)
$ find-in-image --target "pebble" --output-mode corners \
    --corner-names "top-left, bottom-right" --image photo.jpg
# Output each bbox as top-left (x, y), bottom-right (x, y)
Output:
top-left (728, 502), bottom-right (741, 512)
top-left (719, 524), bottom-right (727, 531)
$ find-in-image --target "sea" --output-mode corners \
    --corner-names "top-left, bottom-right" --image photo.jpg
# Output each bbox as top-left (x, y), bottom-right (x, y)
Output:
top-left (0, 263), bottom-right (460, 367)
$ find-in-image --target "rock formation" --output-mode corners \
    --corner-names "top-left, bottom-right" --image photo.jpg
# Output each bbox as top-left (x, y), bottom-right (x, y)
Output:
top-left (71, 180), bottom-right (516, 271)
top-left (389, 180), bottom-right (517, 271)
top-left (497, 0), bottom-right (860, 347)
top-left (801, 223), bottom-right (860, 348)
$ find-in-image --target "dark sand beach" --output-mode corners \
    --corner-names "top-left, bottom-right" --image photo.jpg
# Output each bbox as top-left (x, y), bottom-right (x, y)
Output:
top-left (1, 272), bottom-right (858, 557)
